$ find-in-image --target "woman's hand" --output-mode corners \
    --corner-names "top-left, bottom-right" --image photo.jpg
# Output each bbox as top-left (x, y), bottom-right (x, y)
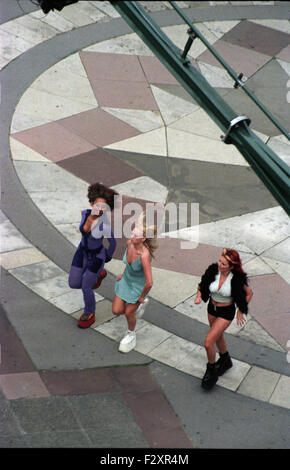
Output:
top-left (116, 274), bottom-right (122, 281)
top-left (194, 296), bottom-right (202, 305)
top-left (236, 309), bottom-right (246, 327)
top-left (138, 296), bottom-right (145, 304)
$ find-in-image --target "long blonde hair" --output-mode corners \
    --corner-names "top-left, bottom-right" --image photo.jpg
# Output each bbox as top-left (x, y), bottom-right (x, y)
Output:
top-left (137, 212), bottom-right (158, 259)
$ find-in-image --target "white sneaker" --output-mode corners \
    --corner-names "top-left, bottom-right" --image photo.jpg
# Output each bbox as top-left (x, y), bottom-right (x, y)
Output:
top-left (135, 298), bottom-right (149, 319)
top-left (119, 330), bottom-right (136, 353)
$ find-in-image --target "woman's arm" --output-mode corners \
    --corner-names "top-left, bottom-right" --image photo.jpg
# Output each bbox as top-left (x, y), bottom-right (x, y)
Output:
top-left (244, 284), bottom-right (253, 303)
top-left (138, 250), bottom-right (153, 303)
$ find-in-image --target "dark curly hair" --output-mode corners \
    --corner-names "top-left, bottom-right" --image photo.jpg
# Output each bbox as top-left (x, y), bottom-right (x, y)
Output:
top-left (87, 182), bottom-right (118, 210)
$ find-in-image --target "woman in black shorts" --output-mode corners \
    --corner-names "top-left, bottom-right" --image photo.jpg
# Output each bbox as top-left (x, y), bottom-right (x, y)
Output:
top-left (194, 248), bottom-right (253, 390)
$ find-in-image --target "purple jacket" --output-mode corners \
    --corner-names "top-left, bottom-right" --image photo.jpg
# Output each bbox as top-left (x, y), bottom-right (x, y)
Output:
top-left (79, 209), bottom-right (116, 262)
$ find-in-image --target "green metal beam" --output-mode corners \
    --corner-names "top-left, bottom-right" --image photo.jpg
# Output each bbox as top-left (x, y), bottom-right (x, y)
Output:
top-left (111, 1), bottom-right (290, 215)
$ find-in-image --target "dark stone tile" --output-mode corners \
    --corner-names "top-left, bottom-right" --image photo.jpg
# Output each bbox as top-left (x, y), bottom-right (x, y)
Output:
top-left (0, 305), bottom-right (35, 375)
top-left (0, 434), bottom-right (29, 448)
top-left (86, 424), bottom-right (148, 448)
top-left (244, 59), bottom-right (290, 132)
top-left (222, 20), bottom-right (290, 57)
top-left (166, 159), bottom-right (277, 223)
top-left (10, 397), bottom-right (80, 433)
top-left (0, 401), bottom-right (22, 437)
top-left (25, 430), bottom-right (91, 448)
top-left (106, 149), bottom-right (169, 187)
top-left (57, 108), bottom-right (141, 147)
top-left (67, 393), bottom-right (135, 429)
top-left (39, 368), bottom-right (119, 396)
top-left (56, 148), bottom-right (144, 186)
top-left (113, 366), bottom-right (158, 393)
top-left (221, 87), bottom-right (282, 137)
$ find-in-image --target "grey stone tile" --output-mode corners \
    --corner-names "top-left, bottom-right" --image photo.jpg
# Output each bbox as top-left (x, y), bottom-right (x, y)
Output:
top-left (0, 401), bottom-right (22, 437)
top-left (10, 397), bottom-right (80, 434)
top-left (24, 430), bottom-right (91, 448)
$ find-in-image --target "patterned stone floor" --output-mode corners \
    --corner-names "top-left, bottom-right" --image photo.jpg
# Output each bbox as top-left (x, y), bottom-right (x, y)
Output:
top-left (1, 0), bottom-right (290, 445)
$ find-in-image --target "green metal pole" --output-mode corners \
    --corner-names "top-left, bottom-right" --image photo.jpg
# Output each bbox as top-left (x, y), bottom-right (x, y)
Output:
top-left (169, 0), bottom-right (290, 141)
top-left (110, 1), bottom-right (290, 215)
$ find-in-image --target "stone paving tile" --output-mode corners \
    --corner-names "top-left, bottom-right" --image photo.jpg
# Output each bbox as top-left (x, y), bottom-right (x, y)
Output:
top-left (90, 78), bottom-right (160, 110)
top-left (0, 219), bottom-right (32, 253)
top-left (222, 20), bottom-right (290, 56)
top-left (12, 122), bottom-right (96, 162)
top-left (103, 107), bottom-right (164, 133)
top-left (107, 148), bottom-right (169, 187)
top-left (249, 274), bottom-right (290, 317)
top-left (56, 147), bottom-right (144, 186)
top-left (0, 248), bottom-right (48, 270)
top-left (10, 137), bottom-right (50, 162)
top-left (13, 161), bottom-right (88, 193)
top-left (80, 51), bottom-right (147, 82)
top-left (84, 32), bottom-right (154, 56)
top-left (0, 372), bottom-right (50, 400)
top-left (112, 176), bottom-right (168, 203)
top-left (105, 127), bottom-right (167, 155)
top-left (237, 366), bottom-right (280, 402)
top-left (39, 368), bottom-right (119, 396)
top-left (197, 39), bottom-right (271, 78)
top-left (58, 107), bottom-right (141, 147)
top-left (9, 396), bottom-right (81, 434)
top-left (138, 55), bottom-right (179, 85)
top-left (269, 375), bottom-right (290, 409)
top-left (150, 84), bottom-right (199, 125)
top-left (122, 389), bottom-right (194, 448)
top-left (0, 306), bottom-right (36, 375)
top-left (276, 44), bottom-right (290, 62)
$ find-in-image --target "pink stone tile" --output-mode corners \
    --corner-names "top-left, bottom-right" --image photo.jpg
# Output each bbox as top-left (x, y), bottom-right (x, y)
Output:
top-left (12, 122), bottom-right (96, 162)
top-left (151, 238), bottom-right (221, 276)
top-left (248, 274), bottom-right (290, 317)
top-left (255, 312), bottom-right (290, 351)
top-left (197, 39), bottom-right (271, 77)
top-left (57, 108), bottom-right (141, 146)
top-left (0, 372), bottom-right (50, 400)
top-left (89, 79), bottom-right (159, 110)
top-left (138, 56), bottom-right (179, 84)
top-left (276, 44), bottom-right (290, 62)
top-left (80, 51), bottom-right (147, 82)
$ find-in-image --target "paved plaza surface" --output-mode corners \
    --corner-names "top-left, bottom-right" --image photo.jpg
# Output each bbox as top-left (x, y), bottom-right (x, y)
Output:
top-left (0, 0), bottom-right (290, 450)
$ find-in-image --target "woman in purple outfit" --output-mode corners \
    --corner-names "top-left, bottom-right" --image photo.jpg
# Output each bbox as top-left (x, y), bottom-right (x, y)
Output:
top-left (69, 183), bottom-right (118, 328)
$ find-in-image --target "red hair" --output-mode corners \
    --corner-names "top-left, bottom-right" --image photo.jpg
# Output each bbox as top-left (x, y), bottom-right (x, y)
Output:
top-left (222, 248), bottom-right (244, 274)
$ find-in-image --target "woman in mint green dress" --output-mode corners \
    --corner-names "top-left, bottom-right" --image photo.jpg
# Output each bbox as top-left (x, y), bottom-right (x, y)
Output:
top-left (112, 223), bottom-right (158, 353)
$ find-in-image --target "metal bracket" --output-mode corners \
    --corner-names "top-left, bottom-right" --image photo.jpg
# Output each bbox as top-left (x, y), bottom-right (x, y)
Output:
top-left (234, 72), bottom-right (245, 89)
top-left (221, 115), bottom-right (251, 144)
top-left (181, 28), bottom-right (197, 65)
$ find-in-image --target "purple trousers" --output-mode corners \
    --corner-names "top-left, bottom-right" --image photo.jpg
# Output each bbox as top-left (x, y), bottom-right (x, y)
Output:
top-left (68, 245), bottom-right (104, 315)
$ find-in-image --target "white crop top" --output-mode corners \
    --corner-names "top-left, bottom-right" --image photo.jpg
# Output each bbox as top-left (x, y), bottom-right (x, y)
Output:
top-left (209, 271), bottom-right (234, 303)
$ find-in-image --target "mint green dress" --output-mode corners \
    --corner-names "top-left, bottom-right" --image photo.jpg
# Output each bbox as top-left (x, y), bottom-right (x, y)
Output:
top-left (115, 248), bottom-right (146, 303)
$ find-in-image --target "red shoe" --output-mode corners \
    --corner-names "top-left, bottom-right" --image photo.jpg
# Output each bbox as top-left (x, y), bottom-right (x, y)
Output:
top-left (93, 269), bottom-right (107, 289)
top-left (77, 313), bottom-right (95, 328)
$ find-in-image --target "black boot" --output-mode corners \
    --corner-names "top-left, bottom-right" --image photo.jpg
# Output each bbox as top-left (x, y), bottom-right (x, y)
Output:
top-left (216, 351), bottom-right (233, 376)
top-left (201, 362), bottom-right (218, 390)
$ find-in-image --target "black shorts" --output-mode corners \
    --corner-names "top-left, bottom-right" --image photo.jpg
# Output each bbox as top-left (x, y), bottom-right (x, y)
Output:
top-left (207, 299), bottom-right (236, 321)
